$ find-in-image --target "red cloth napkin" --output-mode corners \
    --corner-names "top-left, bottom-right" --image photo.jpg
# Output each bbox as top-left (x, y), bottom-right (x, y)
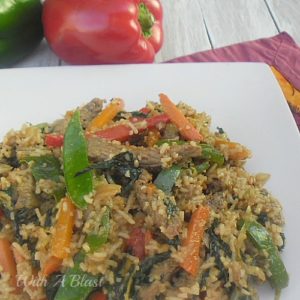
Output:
top-left (168, 32), bottom-right (300, 130)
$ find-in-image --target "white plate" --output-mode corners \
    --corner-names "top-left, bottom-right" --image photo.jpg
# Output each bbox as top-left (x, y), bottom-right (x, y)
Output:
top-left (1, 63), bottom-right (300, 299)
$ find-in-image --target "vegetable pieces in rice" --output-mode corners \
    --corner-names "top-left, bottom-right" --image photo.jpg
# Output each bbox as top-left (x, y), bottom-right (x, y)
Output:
top-left (0, 95), bottom-right (288, 300)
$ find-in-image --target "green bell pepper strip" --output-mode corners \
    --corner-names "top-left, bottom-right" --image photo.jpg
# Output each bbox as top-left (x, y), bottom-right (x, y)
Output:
top-left (200, 143), bottom-right (224, 166)
top-left (54, 252), bottom-right (99, 300)
top-left (86, 207), bottom-right (110, 252)
top-left (195, 161), bottom-right (210, 174)
top-left (63, 111), bottom-right (93, 209)
top-left (244, 220), bottom-right (289, 290)
top-left (0, 0), bottom-right (43, 67)
top-left (154, 165), bottom-right (182, 194)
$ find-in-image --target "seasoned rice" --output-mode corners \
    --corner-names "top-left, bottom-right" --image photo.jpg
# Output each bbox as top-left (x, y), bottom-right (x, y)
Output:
top-left (0, 97), bottom-right (288, 300)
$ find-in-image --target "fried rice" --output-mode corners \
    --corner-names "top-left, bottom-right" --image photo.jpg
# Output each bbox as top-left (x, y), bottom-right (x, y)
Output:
top-left (0, 96), bottom-right (288, 300)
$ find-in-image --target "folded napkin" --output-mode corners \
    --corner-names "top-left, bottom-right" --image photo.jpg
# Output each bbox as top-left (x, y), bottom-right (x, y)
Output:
top-left (168, 32), bottom-right (300, 130)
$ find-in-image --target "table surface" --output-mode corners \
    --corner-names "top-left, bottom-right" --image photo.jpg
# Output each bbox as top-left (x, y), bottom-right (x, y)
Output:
top-left (13, 0), bottom-right (300, 67)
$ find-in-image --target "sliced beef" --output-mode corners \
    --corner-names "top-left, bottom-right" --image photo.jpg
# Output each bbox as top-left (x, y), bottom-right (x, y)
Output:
top-left (79, 98), bottom-right (104, 128)
top-left (87, 138), bottom-right (202, 169)
top-left (51, 98), bottom-right (104, 134)
top-left (8, 170), bottom-right (39, 209)
top-left (204, 179), bottom-right (223, 195)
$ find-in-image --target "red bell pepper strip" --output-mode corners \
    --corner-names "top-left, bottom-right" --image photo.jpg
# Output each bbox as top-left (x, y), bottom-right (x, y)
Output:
top-left (43, 0), bottom-right (163, 64)
top-left (45, 134), bottom-right (64, 148)
top-left (45, 113), bottom-right (169, 146)
top-left (144, 113), bottom-right (169, 128)
top-left (94, 113), bottom-right (169, 142)
top-left (139, 107), bottom-right (151, 115)
top-left (89, 292), bottom-right (107, 300)
top-left (93, 125), bottom-right (132, 142)
top-left (126, 228), bottom-right (152, 260)
top-left (127, 228), bottom-right (146, 260)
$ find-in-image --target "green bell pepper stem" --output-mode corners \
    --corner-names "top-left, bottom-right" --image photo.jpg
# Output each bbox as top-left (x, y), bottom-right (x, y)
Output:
top-left (195, 161), bottom-right (210, 174)
top-left (0, 0), bottom-right (43, 67)
top-left (244, 220), bottom-right (289, 290)
top-left (54, 252), bottom-right (99, 300)
top-left (63, 111), bottom-right (93, 209)
top-left (86, 207), bottom-right (110, 252)
top-left (154, 165), bottom-right (182, 194)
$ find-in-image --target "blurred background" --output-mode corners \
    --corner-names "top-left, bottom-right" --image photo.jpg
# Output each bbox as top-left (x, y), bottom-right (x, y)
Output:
top-left (156, 0), bottom-right (299, 61)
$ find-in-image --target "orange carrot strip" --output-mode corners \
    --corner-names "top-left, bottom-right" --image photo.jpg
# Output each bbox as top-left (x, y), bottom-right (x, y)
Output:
top-left (42, 256), bottom-right (62, 277)
top-left (181, 206), bottom-right (210, 277)
top-left (51, 197), bottom-right (75, 259)
top-left (159, 93), bottom-right (203, 141)
top-left (215, 139), bottom-right (251, 160)
top-left (87, 99), bottom-right (124, 132)
top-left (0, 238), bottom-right (20, 293)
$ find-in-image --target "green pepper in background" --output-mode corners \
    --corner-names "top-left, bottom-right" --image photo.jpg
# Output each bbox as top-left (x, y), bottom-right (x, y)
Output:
top-left (244, 220), bottom-right (289, 290)
top-left (0, 0), bottom-right (43, 67)
top-left (63, 111), bottom-right (93, 209)
top-left (86, 206), bottom-right (110, 252)
top-left (154, 165), bottom-right (182, 194)
top-left (54, 252), bottom-right (99, 300)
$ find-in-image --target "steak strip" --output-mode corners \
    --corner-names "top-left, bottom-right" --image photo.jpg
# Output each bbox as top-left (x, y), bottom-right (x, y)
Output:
top-left (87, 137), bottom-right (202, 169)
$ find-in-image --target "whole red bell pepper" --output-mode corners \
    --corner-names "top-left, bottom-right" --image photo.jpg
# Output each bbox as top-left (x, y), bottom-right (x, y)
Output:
top-left (42, 0), bottom-right (163, 64)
